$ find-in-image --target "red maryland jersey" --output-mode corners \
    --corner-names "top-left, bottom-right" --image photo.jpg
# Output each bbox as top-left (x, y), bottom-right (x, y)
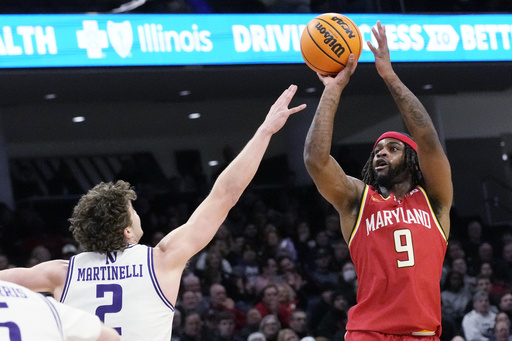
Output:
top-left (346, 185), bottom-right (447, 336)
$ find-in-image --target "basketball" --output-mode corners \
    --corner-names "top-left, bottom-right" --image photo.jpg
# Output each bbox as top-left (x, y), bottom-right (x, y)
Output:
top-left (300, 13), bottom-right (363, 76)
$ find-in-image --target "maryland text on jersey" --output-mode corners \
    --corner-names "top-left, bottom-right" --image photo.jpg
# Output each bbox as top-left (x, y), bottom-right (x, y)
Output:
top-left (365, 206), bottom-right (432, 236)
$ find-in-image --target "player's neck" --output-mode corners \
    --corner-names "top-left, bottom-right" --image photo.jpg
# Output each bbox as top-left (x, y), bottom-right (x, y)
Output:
top-left (377, 180), bottom-right (414, 199)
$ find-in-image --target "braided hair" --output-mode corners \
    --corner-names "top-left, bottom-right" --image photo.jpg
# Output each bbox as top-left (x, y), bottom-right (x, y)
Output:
top-left (361, 144), bottom-right (424, 190)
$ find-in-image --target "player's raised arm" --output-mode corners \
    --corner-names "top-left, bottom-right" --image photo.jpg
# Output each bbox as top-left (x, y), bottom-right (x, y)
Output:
top-left (303, 55), bottom-right (363, 241)
top-left (368, 21), bottom-right (453, 232)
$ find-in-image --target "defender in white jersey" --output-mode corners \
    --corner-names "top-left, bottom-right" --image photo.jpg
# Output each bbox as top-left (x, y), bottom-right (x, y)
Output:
top-left (0, 280), bottom-right (119, 341)
top-left (0, 85), bottom-right (306, 341)
top-left (61, 244), bottom-right (174, 340)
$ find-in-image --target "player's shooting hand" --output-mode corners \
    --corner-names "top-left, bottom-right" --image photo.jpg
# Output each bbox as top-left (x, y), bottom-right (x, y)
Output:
top-left (317, 53), bottom-right (357, 90)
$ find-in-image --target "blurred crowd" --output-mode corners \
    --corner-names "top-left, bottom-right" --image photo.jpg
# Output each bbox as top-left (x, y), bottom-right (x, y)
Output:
top-left (3, 156), bottom-right (512, 341)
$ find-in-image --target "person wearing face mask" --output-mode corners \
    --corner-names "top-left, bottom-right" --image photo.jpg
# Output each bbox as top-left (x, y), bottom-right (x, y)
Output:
top-left (338, 261), bottom-right (357, 306)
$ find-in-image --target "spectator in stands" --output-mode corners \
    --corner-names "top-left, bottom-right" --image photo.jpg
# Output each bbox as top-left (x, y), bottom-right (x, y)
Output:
top-left (308, 247), bottom-right (338, 293)
top-left (315, 291), bottom-right (349, 341)
top-left (276, 328), bottom-right (300, 341)
top-left (443, 239), bottom-right (466, 285)
top-left (226, 234), bottom-right (246, 268)
top-left (441, 270), bottom-right (473, 328)
top-left (177, 289), bottom-right (208, 317)
top-left (288, 309), bottom-right (313, 340)
top-left (239, 308), bottom-right (263, 341)
top-left (478, 243), bottom-right (497, 274)
top-left (480, 262), bottom-right (509, 301)
top-left (495, 312), bottom-right (511, 326)
top-left (260, 224), bottom-right (283, 261)
top-left (236, 243), bottom-right (260, 290)
top-left (253, 257), bottom-right (282, 295)
top-left (277, 255), bottom-right (297, 275)
top-left (280, 209), bottom-right (300, 241)
top-left (195, 237), bottom-right (233, 276)
top-left (440, 315), bottom-right (465, 341)
top-left (206, 283), bottom-right (246, 332)
top-left (248, 332), bottom-right (267, 341)
top-left (26, 244), bottom-right (52, 266)
top-left (307, 286), bottom-right (334, 333)
top-left (490, 319), bottom-right (512, 341)
top-left (214, 223), bottom-right (234, 251)
top-left (181, 272), bottom-right (209, 313)
top-left (279, 259), bottom-right (310, 311)
top-left (323, 212), bottom-right (343, 243)
top-left (259, 314), bottom-right (281, 341)
top-left (243, 223), bottom-right (264, 252)
top-left (276, 236), bottom-right (297, 263)
top-left (0, 252), bottom-right (13, 270)
top-left (489, 312), bottom-right (512, 341)
top-left (331, 239), bottom-right (351, 271)
top-left (462, 290), bottom-right (497, 341)
top-left (476, 274), bottom-right (501, 308)
top-left (452, 257), bottom-right (476, 293)
top-left (499, 292), bottom-right (512, 321)
top-left (306, 230), bottom-right (332, 271)
top-left (311, 230), bottom-right (332, 255)
top-left (229, 268), bottom-right (257, 313)
top-left (195, 248), bottom-right (233, 295)
top-left (291, 220), bottom-right (314, 264)
top-left (449, 337), bottom-right (466, 341)
top-left (181, 312), bottom-right (209, 341)
top-left (462, 218), bottom-right (485, 276)
top-left (276, 282), bottom-right (297, 318)
top-left (61, 243), bottom-right (78, 260)
top-left (212, 311), bottom-right (244, 341)
top-left (255, 284), bottom-right (292, 328)
top-left (337, 260), bottom-right (357, 306)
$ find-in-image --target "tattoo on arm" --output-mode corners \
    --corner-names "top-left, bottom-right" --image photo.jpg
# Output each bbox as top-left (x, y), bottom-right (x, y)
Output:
top-left (388, 80), bottom-right (431, 129)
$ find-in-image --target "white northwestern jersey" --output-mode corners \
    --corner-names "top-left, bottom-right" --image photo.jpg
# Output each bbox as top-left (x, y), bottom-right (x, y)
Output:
top-left (61, 244), bottom-right (175, 341)
top-left (0, 280), bottom-right (102, 340)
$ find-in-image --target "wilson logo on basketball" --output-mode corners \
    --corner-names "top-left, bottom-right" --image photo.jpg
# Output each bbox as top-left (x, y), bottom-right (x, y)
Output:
top-left (300, 13), bottom-right (363, 76)
top-left (313, 22), bottom-right (346, 58)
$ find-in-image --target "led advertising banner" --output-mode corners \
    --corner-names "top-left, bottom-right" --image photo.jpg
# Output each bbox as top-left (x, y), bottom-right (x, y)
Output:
top-left (0, 13), bottom-right (511, 68)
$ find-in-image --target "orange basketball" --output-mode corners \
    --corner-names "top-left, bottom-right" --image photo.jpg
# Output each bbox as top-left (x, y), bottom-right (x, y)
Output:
top-left (300, 13), bottom-right (363, 76)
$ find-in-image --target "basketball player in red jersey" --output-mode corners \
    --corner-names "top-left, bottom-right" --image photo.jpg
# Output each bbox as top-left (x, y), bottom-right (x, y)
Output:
top-left (304, 20), bottom-right (453, 341)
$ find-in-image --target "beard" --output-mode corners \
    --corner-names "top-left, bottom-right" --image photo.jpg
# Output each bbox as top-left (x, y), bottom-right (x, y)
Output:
top-left (374, 160), bottom-right (407, 188)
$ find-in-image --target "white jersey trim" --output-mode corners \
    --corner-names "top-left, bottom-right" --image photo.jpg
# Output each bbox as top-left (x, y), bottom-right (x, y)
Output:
top-left (147, 247), bottom-right (175, 311)
top-left (40, 294), bottom-right (65, 340)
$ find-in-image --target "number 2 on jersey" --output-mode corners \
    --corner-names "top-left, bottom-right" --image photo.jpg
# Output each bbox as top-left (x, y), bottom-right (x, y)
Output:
top-left (394, 229), bottom-right (415, 268)
top-left (96, 284), bottom-right (123, 335)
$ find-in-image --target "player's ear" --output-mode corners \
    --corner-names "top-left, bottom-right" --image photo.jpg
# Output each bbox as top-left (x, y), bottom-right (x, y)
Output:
top-left (123, 226), bottom-right (133, 239)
